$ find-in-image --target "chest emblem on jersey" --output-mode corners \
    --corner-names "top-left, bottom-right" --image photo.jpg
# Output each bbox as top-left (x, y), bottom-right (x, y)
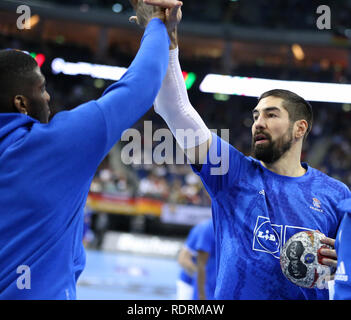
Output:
top-left (310, 197), bottom-right (323, 213)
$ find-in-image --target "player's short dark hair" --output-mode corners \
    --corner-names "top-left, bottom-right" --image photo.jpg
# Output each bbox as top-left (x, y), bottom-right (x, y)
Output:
top-left (0, 49), bottom-right (38, 113)
top-left (258, 89), bottom-right (313, 140)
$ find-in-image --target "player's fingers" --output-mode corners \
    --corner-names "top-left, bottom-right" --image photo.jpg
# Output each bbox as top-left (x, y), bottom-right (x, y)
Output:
top-left (320, 236), bottom-right (335, 248)
top-left (320, 257), bottom-right (338, 268)
top-left (319, 247), bottom-right (337, 259)
top-left (143, 0), bottom-right (183, 9)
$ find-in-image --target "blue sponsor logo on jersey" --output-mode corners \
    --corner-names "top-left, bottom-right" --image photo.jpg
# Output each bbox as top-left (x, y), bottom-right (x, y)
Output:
top-left (304, 253), bottom-right (315, 264)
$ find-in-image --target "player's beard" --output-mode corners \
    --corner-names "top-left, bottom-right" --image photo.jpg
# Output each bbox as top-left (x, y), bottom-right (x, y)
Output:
top-left (251, 124), bottom-right (294, 164)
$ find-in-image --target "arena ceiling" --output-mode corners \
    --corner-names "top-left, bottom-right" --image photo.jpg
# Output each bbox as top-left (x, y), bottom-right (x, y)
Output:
top-left (0, 1), bottom-right (350, 71)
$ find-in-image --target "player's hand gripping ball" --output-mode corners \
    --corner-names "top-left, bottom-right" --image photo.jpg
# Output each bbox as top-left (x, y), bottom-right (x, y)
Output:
top-left (280, 231), bottom-right (334, 288)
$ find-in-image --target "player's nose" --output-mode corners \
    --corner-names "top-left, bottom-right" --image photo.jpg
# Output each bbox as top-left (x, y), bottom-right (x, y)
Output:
top-left (45, 90), bottom-right (51, 103)
top-left (254, 114), bottom-right (267, 130)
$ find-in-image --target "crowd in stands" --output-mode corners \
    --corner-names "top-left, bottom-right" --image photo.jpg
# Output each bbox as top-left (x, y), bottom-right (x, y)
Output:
top-left (90, 160), bottom-right (212, 206)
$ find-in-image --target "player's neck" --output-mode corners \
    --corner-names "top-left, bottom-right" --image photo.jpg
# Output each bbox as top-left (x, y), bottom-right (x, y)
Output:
top-left (261, 146), bottom-right (306, 177)
top-left (262, 161), bottom-right (306, 177)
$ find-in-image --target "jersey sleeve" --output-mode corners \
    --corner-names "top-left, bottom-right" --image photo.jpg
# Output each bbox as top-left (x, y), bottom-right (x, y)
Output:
top-left (336, 186), bottom-right (351, 225)
top-left (191, 132), bottom-right (247, 198)
top-left (334, 208), bottom-right (351, 299)
top-left (96, 18), bottom-right (170, 153)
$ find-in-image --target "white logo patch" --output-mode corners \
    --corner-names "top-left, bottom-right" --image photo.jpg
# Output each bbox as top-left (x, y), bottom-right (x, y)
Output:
top-left (335, 261), bottom-right (349, 282)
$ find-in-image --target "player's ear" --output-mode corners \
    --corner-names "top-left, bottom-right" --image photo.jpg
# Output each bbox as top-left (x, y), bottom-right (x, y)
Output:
top-left (13, 95), bottom-right (29, 115)
top-left (294, 119), bottom-right (308, 140)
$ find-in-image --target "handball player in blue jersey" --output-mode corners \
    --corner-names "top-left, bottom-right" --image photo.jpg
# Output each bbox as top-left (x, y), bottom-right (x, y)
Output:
top-left (0, 0), bottom-right (183, 299)
top-left (147, 0), bottom-right (351, 299)
top-left (333, 198), bottom-right (351, 299)
top-left (193, 218), bottom-right (216, 300)
top-left (177, 219), bottom-right (216, 300)
top-left (176, 222), bottom-right (202, 300)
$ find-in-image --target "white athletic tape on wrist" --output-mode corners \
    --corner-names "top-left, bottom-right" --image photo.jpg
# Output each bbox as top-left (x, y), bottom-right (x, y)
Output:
top-left (154, 47), bottom-right (211, 149)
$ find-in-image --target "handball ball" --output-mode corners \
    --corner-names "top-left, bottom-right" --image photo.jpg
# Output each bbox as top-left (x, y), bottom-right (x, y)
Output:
top-left (280, 231), bottom-right (333, 288)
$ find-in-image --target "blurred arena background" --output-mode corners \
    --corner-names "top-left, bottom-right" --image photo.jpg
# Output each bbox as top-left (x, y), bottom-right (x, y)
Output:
top-left (1, 0), bottom-right (351, 299)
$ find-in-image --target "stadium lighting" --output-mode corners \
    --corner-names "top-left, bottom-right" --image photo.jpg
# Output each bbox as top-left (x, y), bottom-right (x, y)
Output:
top-left (51, 58), bottom-right (127, 81)
top-left (112, 3), bottom-right (123, 13)
top-left (23, 14), bottom-right (40, 29)
top-left (51, 59), bottom-right (196, 90)
top-left (214, 93), bottom-right (230, 101)
top-left (291, 44), bottom-right (305, 61)
top-left (182, 71), bottom-right (197, 90)
top-left (30, 52), bottom-right (45, 68)
top-left (199, 74), bottom-right (351, 104)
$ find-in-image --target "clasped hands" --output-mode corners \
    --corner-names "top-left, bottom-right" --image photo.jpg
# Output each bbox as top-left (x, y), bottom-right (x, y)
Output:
top-left (128, 0), bottom-right (182, 33)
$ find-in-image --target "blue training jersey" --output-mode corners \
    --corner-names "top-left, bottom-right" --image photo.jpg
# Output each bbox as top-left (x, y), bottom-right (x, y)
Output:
top-left (0, 18), bottom-right (170, 300)
top-left (192, 219), bottom-right (216, 300)
top-left (179, 223), bottom-right (204, 285)
top-left (334, 198), bottom-right (351, 300)
top-left (192, 133), bottom-right (351, 300)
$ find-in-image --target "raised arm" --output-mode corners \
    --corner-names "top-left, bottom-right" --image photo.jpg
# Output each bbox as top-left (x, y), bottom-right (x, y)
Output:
top-left (95, 0), bottom-right (183, 153)
top-left (148, 0), bottom-right (212, 166)
top-left (45, 0), bottom-right (185, 189)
